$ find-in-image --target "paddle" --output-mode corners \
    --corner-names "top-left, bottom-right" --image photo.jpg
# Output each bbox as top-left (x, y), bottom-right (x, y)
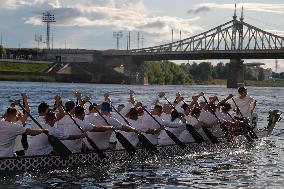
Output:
top-left (21, 98), bottom-right (29, 150)
top-left (232, 98), bottom-right (258, 139)
top-left (202, 96), bottom-right (231, 141)
top-left (87, 101), bottom-right (136, 155)
top-left (110, 103), bottom-right (158, 153)
top-left (164, 97), bottom-right (204, 143)
top-left (223, 109), bottom-right (254, 142)
top-left (141, 106), bottom-right (186, 149)
top-left (60, 104), bottom-right (106, 159)
top-left (18, 103), bottom-right (72, 159)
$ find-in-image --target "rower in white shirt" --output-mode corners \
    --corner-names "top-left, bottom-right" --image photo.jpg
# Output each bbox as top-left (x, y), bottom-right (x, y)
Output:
top-left (179, 107), bottom-right (202, 143)
top-left (10, 93), bottom-right (30, 156)
top-left (0, 107), bottom-right (46, 157)
top-left (141, 104), bottom-right (185, 145)
top-left (158, 104), bottom-right (184, 145)
top-left (27, 109), bottom-right (86, 156)
top-left (115, 108), bottom-right (141, 149)
top-left (62, 105), bottom-right (113, 153)
top-left (198, 103), bottom-right (220, 138)
top-left (85, 102), bottom-right (137, 150)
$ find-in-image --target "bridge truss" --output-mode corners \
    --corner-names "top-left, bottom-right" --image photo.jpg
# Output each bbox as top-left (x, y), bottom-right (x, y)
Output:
top-left (130, 19), bottom-right (283, 53)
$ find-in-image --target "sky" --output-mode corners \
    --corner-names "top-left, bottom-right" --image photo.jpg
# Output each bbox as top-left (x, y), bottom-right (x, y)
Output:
top-left (0, 0), bottom-right (283, 72)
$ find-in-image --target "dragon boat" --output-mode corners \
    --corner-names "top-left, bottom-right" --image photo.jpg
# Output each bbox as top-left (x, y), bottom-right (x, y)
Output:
top-left (0, 110), bottom-right (281, 172)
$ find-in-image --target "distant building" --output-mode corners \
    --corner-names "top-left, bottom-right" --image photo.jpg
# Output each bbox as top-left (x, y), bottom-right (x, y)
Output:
top-left (246, 62), bottom-right (272, 80)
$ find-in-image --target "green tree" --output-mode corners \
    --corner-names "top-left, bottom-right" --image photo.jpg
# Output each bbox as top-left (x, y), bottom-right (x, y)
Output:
top-left (191, 62), bottom-right (213, 81)
top-left (258, 68), bottom-right (265, 81)
top-left (214, 62), bottom-right (226, 79)
top-left (279, 72), bottom-right (284, 79)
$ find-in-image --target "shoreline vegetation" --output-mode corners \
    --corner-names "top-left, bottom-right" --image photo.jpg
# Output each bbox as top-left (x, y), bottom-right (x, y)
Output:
top-left (0, 60), bottom-right (284, 87)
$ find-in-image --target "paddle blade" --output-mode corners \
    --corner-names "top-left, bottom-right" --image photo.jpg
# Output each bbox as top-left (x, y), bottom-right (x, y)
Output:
top-left (202, 127), bottom-right (219, 144)
top-left (165, 129), bottom-right (186, 149)
top-left (219, 123), bottom-right (231, 140)
top-left (186, 124), bottom-right (205, 143)
top-left (48, 135), bottom-right (72, 159)
top-left (86, 136), bottom-right (106, 159)
top-left (115, 132), bottom-right (136, 155)
top-left (137, 133), bottom-right (158, 153)
top-left (245, 123), bottom-right (258, 139)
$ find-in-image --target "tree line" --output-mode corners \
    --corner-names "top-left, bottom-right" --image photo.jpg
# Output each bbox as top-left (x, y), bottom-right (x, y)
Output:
top-left (144, 61), bottom-right (284, 85)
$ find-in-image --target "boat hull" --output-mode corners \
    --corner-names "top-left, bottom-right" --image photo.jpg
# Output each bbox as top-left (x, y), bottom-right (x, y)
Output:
top-left (0, 132), bottom-right (265, 171)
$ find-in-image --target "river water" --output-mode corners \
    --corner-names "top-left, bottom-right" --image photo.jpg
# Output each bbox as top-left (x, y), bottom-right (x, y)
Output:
top-left (0, 81), bottom-right (283, 188)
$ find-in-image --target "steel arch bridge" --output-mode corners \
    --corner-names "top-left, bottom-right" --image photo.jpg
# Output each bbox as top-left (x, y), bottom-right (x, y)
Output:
top-left (103, 17), bottom-right (284, 60)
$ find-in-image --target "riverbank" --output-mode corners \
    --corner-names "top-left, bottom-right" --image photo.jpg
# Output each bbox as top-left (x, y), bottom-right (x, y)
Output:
top-left (0, 61), bottom-right (283, 87)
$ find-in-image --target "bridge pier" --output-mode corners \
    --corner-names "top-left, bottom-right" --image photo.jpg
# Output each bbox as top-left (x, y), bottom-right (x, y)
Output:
top-left (227, 59), bottom-right (245, 88)
top-left (104, 56), bottom-right (145, 85)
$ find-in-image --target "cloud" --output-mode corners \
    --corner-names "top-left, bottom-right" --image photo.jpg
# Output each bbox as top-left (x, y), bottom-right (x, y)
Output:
top-left (192, 3), bottom-right (284, 14)
top-left (187, 6), bottom-right (210, 14)
top-left (266, 29), bottom-right (284, 37)
top-left (21, 0), bottom-right (203, 43)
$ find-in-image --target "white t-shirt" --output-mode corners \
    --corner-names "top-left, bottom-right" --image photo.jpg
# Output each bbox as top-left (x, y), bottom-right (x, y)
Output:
top-left (115, 119), bottom-right (140, 150)
top-left (158, 117), bottom-right (184, 145)
top-left (31, 116), bottom-right (45, 129)
top-left (232, 96), bottom-right (255, 118)
top-left (13, 120), bottom-right (24, 152)
top-left (141, 113), bottom-right (181, 145)
top-left (179, 115), bottom-right (199, 143)
top-left (84, 114), bottom-right (123, 150)
top-left (27, 123), bottom-right (69, 156)
top-left (62, 117), bottom-right (94, 153)
top-left (57, 115), bottom-right (73, 132)
top-left (0, 120), bottom-right (26, 157)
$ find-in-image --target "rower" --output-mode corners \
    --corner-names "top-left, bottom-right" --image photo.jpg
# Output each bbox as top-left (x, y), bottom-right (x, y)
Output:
top-left (27, 109), bottom-right (86, 156)
top-left (158, 104), bottom-right (184, 146)
top-left (115, 107), bottom-right (141, 149)
top-left (57, 100), bottom-right (75, 132)
top-left (179, 107), bottom-right (202, 143)
top-left (198, 103), bottom-right (220, 138)
top-left (0, 107), bottom-right (47, 157)
top-left (63, 106), bottom-right (113, 153)
top-left (85, 102), bottom-right (137, 150)
top-left (12, 93), bottom-right (30, 156)
top-left (141, 104), bottom-right (185, 145)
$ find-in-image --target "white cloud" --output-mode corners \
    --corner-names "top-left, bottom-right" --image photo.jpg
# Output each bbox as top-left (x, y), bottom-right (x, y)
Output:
top-left (191, 3), bottom-right (284, 14)
top-left (19, 0), bottom-right (203, 47)
top-left (48, 0), bottom-right (61, 8)
top-left (0, 0), bottom-right (49, 9)
top-left (266, 29), bottom-right (284, 37)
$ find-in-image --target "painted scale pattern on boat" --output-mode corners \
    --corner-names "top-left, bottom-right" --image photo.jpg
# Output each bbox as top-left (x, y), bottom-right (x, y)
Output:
top-left (0, 141), bottom-right (229, 171)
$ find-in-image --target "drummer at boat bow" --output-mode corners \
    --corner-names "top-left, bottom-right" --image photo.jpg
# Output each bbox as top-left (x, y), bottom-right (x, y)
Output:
top-left (232, 86), bottom-right (256, 119)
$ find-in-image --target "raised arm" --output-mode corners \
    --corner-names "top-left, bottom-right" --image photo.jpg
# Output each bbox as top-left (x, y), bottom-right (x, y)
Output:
top-left (19, 93), bottom-right (30, 124)
top-left (54, 95), bottom-right (65, 121)
top-left (188, 92), bottom-right (204, 109)
top-left (120, 90), bottom-right (135, 117)
top-left (217, 94), bottom-right (234, 106)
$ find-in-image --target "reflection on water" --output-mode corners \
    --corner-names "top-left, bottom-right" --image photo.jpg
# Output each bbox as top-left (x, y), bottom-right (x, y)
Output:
top-left (0, 81), bottom-right (283, 188)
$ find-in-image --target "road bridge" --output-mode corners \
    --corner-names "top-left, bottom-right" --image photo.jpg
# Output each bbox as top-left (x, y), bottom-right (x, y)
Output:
top-left (102, 8), bottom-right (284, 88)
